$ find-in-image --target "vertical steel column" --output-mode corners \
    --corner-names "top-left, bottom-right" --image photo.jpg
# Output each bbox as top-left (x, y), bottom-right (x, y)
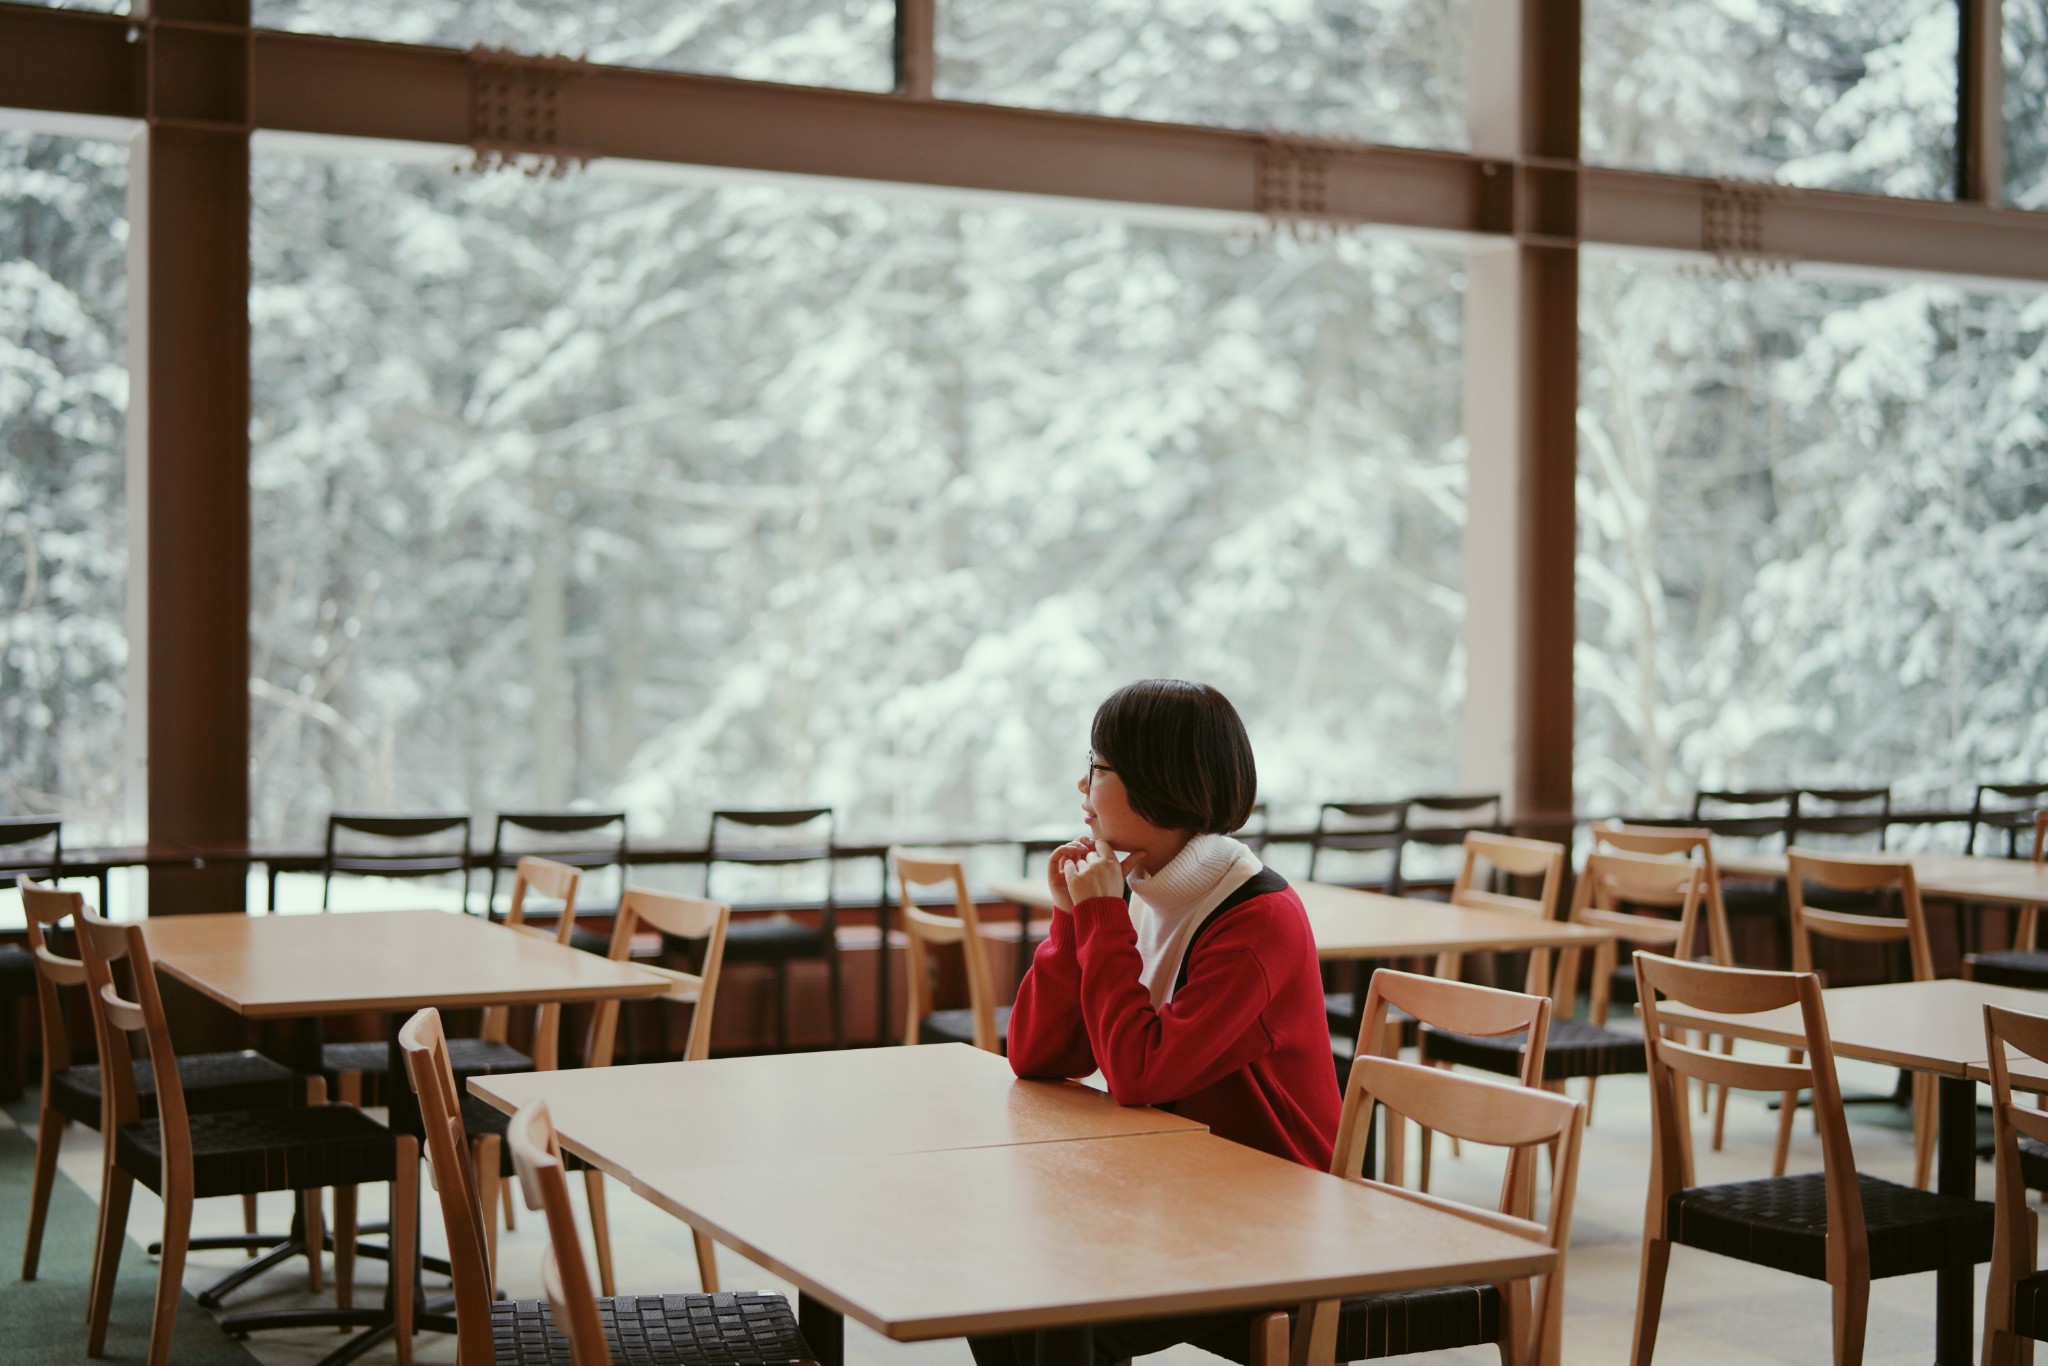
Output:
top-left (134, 1), bottom-right (255, 914)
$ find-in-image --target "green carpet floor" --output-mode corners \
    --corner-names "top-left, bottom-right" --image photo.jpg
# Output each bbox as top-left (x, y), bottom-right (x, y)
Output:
top-left (0, 1109), bottom-right (260, 1364)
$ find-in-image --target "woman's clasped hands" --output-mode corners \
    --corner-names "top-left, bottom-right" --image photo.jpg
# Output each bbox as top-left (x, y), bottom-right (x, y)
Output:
top-left (1044, 835), bottom-right (1132, 912)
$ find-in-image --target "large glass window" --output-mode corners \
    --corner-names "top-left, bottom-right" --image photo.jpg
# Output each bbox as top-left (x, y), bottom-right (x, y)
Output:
top-left (1577, 254), bottom-right (2048, 814)
top-left (1584, 0), bottom-right (1958, 198)
top-left (250, 153), bottom-right (1466, 842)
top-left (2009, 0), bottom-right (2048, 208)
top-left (938, 0), bottom-right (1469, 151)
top-left (0, 130), bottom-right (131, 843)
top-left (254, 0), bottom-right (893, 90)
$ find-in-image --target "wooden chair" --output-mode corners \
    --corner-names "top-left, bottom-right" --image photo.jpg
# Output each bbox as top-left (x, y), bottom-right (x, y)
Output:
top-left (322, 854), bottom-right (581, 1109)
top-left (1355, 968), bottom-right (1551, 1197)
top-left (1394, 793), bottom-right (1501, 892)
top-left (1631, 952), bottom-right (1992, 1366)
top-left (1309, 801), bottom-right (1410, 1043)
top-left (892, 848), bottom-right (1004, 1053)
top-left (1221, 1053), bottom-right (1583, 1366)
top-left (1782, 849), bottom-right (1936, 1189)
top-left (1969, 782), bottom-right (2048, 857)
top-left (75, 909), bottom-right (416, 1366)
top-left (1963, 810), bottom-right (2048, 989)
top-left (16, 878), bottom-right (296, 1283)
top-left (1589, 824), bottom-right (1742, 1149)
top-left (499, 1098), bottom-right (814, 1366)
top-left (1689, 789), bottom-right (1797, 929)
top-left (322, 811), bottom-right (473, 911)
top-left (487, 810), bottom-right (628, 954)
top-left (1981, 1002), bottom-right (2048, 1365)
top-left (704, 807), bottom-right (842, 1050)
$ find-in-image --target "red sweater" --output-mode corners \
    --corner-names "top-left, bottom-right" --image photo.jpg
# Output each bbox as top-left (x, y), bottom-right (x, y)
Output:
top-left (1007, 881), bottom-right (1340, 1170)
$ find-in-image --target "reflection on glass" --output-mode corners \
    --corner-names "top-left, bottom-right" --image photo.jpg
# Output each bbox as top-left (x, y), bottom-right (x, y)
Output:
top-left (2007, 0), bottom-right (2048, 208)
top-left (939, 0), bottom-right (1469, 150)
top-left (1584, 0), bottom-right (1958, 198)
top-left (254, 0), bottom-right (893, 90)
top-left (1577, 253), bottom-right (2048, 814)
top-left (0, 131), bottom-right (130, 841)
top-left (250, 154), bottom-right (1466, 842)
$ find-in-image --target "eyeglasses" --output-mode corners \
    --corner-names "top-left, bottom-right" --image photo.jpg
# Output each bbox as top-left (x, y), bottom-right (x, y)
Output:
top-left (1083, 755), bottom-right (1115, 787)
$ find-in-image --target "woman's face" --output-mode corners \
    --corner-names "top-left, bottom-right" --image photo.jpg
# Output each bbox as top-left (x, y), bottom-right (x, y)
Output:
top-left (1078, 752), bottom-right (1169, 852)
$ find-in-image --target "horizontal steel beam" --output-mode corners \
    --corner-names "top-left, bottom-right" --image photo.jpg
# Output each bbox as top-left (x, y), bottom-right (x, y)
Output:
top-left (5, 7), bottom-right (2047, 284)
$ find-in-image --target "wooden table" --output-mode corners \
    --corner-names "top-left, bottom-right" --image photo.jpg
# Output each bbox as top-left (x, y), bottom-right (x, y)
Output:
top-left (1719, 851), bottom-right (2048, 908)
top-left (470, 1042), bottom-right (1202, 1184)
top-left (1651, 977), bottom-right (2048, 1364)
top-left (474, 1050), bottom-right (1553, 1366)
top-left (141, 910), bottom-right (670, 1365)
top-left (987, 877), bottom-right (1611, 960)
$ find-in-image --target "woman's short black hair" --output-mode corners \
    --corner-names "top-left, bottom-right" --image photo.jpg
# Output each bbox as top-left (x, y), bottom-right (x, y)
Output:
top-left (1090, 679), bottom-right (1258, 835)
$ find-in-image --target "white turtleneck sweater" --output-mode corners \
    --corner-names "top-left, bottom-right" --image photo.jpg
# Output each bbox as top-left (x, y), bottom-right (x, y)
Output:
top-left (1127, 832), bottom-right (1264, 1006)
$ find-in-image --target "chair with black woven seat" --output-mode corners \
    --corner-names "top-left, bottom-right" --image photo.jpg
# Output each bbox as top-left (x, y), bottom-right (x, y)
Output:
top-left (1781, 849), bottom-right (1936, 1190)
top-left (1969, 782), bottom-right (2048, 857)
top-left (489, 810), bottom-right (628, 955)
top-left (893, 848), bottom-right (1005, 1054)
top-left (76, 908), bottom-right (417, 1366)
top-left (1631, 951), bottom-right (1994, 1366)
top-left (403, 1005), bottom-right (808, 1366)
top-left (1964, 812), bottom-right (2048, 990)
top-left (1215, 1046), bottom-right (1583, 1366)
top-left (322, 854), bottom-right (581, 1111)
top-left (1395, 793), bottom-right (1500, 895)
top-left (705, 808), bottom-right (842, 1051)
top-left (1690, 789), bottom-right (1797, 952)
top-left (507, 1097), bottom-right (815, 1366)
top-left (322, 811), bottom-right (473, 912)
top-left (1309, 801), bottom-right (1409, 1044)
top-left (1981, 1001), bottom-right (2048, 1365)
top-left (1, 820), bottom-right (66, 1097)
top-left (17, 878), bottom-right (297, 1284)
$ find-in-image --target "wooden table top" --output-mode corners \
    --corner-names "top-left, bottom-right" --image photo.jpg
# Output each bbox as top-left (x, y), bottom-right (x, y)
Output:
top-left (141, 910), bottom-right (672, 1018)
top-left (622, 1129), bottom-right (1554, 1341)
top-left (469, 1043), bottom-right (1202, 1183)
top-left (1718, 851), bottom-right (2048, 907)
top-left (1651, 978), bottom-right (2048, 1076)
top-left (987, 877), bottom-right (1609, 960)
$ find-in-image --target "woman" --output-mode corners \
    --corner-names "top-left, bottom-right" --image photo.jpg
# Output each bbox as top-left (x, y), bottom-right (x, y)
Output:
top-left (974, 679), bottom-right (1339, 1366)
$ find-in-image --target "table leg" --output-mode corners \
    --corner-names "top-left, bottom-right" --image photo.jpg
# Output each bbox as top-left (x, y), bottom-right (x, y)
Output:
top-left (1034, 1325), bottom-right (1094, 1366)
top-left (875, 853), bottom-right (893, 1045)
top-left (1934, 1073), bottom-right (1975, 1365)
top-left (196, 1016), bottom-right (327, 1308)
top-left (799, 1291), bottom-right (844, 1366)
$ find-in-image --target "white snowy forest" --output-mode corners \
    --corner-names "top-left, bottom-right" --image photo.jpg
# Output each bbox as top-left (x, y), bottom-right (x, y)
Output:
top-left (4, 0), bottom-right (2048, 845)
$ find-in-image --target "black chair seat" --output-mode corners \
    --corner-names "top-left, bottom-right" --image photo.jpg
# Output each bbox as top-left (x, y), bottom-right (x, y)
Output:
top-left (1424, 1016), bottom-right (1647, 1081)
top-left (1965, 949), bottom-right (2048, 989)
top-left (0, 944), bottom-right (33, 991)
top-left (2019, 1137), bottom-right (2048, 1193)
top-left (117, 1103), bottom-right (399, 1200)
top-left (2014, 1269), bottom-right (2048, 1342)
top-left (1667, 1171), bottom-right (1993, 1281)
top-left (569, 923), bottom-right (614, 956)
top-left (490, 1290), bottom-right (811, 1366)
top-left (1720, 879), bottom-right (1784, 919)
top-left (917, 1007), bottom-right (1012, 1049)
top-left (321, 1037), bottom-right (533, 1108)
top-left (717, 914), bottom-right (831, 960)
top-left (48, 1050), bottom-right (296, 1128)
top-left (1207, 1284), bottom-right (1500, 1363)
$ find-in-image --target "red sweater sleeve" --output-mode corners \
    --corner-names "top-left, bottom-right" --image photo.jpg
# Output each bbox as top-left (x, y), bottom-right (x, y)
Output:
top-left (1006, 909), bottom-right (1099, 1080)
top-left (1068, 894), bottom-right (1275, 1107)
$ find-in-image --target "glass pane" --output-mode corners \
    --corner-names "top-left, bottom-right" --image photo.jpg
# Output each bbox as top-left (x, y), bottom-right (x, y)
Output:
top-left (0, 130), bottom-right (131, 842)
top-left (251, 154), bottom-right (1465, 843)
top-left (2008, 0), bottom-right (2048, 208)
top-left (1584, 0), bottom-right (1959, 198)
top-left (939, 0), bottom-right (1469, 150)
top-left (1577, 253), bottom-right (2048, 815)
top-left (254, 0), bottom-right (894, 90)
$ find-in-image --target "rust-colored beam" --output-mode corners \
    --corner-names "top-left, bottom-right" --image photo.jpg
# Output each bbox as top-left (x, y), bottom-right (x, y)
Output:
top-left (0, 7), bottom-right (138, 121)
top-left (1959, 0), bottom-right (2005, 204)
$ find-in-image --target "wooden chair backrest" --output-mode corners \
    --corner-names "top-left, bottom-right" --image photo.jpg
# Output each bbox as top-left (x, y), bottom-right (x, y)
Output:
top-left (1450, 832), bottom-right (1564, 920)
top-left (1590, 822), bottom-right (1733, 964)
top-left (2036, 810), bottom-right (2048, 864)
top-left (1984, 1003), bottom-right (2048, 1324)
top-left (1785, 849), bottom-right (1933, 982)
top-left (398, 1007), bottom-right (498, 1359)
top-left (480, 855), bottom-right (584, 1058)
top-left (1353, 969), bottom-right (1551, 1215)
top-left (584, 887), bottom-right (729, 1068)
top-left (1635, 952), bottom-right (1866, 1284)
top-left (1568, 849), bottom-right (1712, 1027)
top-left (19, 877), bottom-right (87, 1101)
top-left (74, 911), bottom-right (187, 1168)
top-left (1305, 1055), bottom-right (1584, 1366)
top-left (891, 848), bottom-right (999, 1052)
top-left (506, 1101), bottom-right (611, 1366)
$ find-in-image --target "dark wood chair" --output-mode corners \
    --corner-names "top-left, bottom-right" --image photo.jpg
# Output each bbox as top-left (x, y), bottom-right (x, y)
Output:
top-left (1395, 792), bottom-right (1501, 893)
top-left (1691, 789), bottom-right (1798, 942)
top-left (1963, 811), bottom-right (2048, 989)
top-left (487, 809), bottom-right (627, 954)
top-left (1969, 782), bottom-right (2048, 857)
top-left (1632, 952), bottom-right (1992, 1366)
top-left (76, 908), bottom-right (416, 1366)
top-left (1308, 800), bottom-right (1408, 1043)
top-left (321, 811), bottom-right (472, 912)
top-left (1, 822), bottom-right (67, 1098)
top-left (705, 808), bottom-right (842, 1050)
top-left (1981, 1001), bottom-right (2048, 1366)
